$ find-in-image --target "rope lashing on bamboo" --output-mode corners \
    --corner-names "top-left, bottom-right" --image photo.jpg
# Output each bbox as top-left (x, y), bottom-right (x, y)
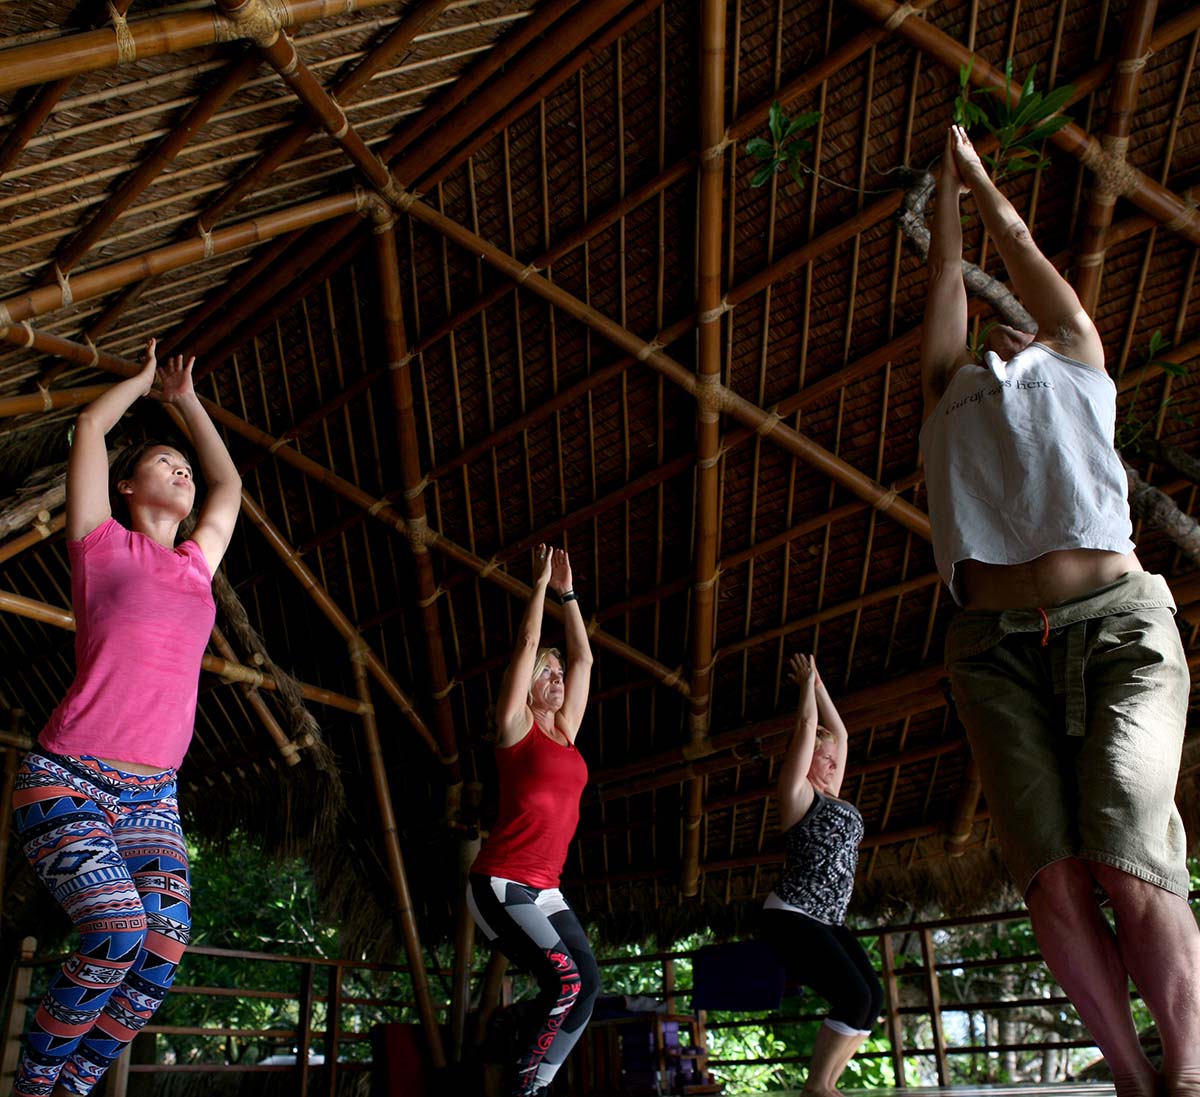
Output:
top-left (416, 585), bottom-right (444, 609)
top-left (517, 263), bottom-right (541, 283)
top-left (33, 512), bottom-right (53, 540)
top-left (216, 0), bottom-right (287, 46)
top-left (696, 446), bottom-right (725, 471)
top-left (432, 679), bottom-right (458, 701)
top-left (700, 136), bottom-right (732, 163)
top-left (585, 617), bottom-right (601, 637)
top-left (389, 353), bottom-right (413, 371)
top-left (403, 513), bottom-right (432, 554)
top-left (37, 386), bottom-right (52, 413)
top-left (698, 299), bottom-right (731, 324)
top-left (109, 2), bottom-right (138, 64)
top-left (82, 334), bottom-right (100, 367)
top-left (884, 2), bottom-right (917, 30)
top-left (695, 372), bottom-right (723, 425)
top-left (693, 569), bottom-right (721, 593)
top-left (681, 734), bottom-right (715, 763)
top-left (1166, 190), bottom-right (1199, 233)
top-left (636, 339), bottom-right (664, 361)
top-left (661, 665), bottom-right (686, 691)
top-left (478, 555), bottom-right (502, 578)
top-left (199, 227), bottom-right (215, 259)
top-left (267, 434), bottom-right (292, 453)
top-left (1079, 139), bottom-right (1146, 198)
top-left (53, 265), bottom-right (73, 308)
top-left (371, 211), bottom-right (397, 235)
top-left (403, 477), bottom-right (430, 500)
top-left (367, 497), bottom-right (391, 516)
top-left (755, 408), bottom-right (783, 437)
top-left (872, 487), bottom-right (900, 512)
top-left (1116, 51), bottom-right (1152, 74)
top-left (0, 305), bottom-right (11, 328)
top-left (18, 323), bottom-right (35, 349)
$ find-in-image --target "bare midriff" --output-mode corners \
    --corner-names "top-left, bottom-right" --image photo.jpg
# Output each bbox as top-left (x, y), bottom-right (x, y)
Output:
top-left (959, 547), bottom-right (1142, 611)
top-left (97, 756), bottom-right (172, 776)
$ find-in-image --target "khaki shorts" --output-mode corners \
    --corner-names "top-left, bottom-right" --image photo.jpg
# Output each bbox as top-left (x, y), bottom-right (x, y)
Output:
top-left (946, 571), bottom-right (1191, 898)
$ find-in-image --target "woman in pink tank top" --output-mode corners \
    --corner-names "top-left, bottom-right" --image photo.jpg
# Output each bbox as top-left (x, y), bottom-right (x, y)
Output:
top-left (467, 544), bottom-right (598, 1097)
top-left (11, 338), bottom-right (241, 1097)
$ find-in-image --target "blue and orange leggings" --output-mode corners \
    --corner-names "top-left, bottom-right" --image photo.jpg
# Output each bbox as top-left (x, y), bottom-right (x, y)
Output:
top-left (12, 750), bottom-right (191, 1097)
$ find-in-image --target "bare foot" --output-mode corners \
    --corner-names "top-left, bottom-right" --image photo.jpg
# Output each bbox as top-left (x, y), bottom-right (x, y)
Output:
top-left (1111, 1066), bottom-right (1159, 1097)
top-left (1164, 1066), bottom-right (1200, 1097)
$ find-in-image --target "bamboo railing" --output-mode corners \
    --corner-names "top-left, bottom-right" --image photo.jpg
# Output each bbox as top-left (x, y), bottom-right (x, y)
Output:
top-left (849, 0), bottom-right (1200, 245)
top-left (1073, 0), bottom-right (1159, 314)
top-left (681, 0), bottom-right (728, 900)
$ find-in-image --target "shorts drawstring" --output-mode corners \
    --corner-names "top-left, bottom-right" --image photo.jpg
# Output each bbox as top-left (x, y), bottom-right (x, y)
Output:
top-left (1037, 607), bottom-right (1050, 646)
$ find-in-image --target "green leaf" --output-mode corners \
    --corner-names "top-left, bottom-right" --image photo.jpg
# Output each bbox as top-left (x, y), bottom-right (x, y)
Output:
top-left (751, 161), bottom-right (776, 188)
top-left (788, 159), bottom-right (808, 187)
top-left (1159, 359), bottom-right (1187, 378)
top-left (781, 137), bottom-right (811, 159)
top-left (745, 137), bottom-right (774, 159)
top-left (1148, 329), bottom-right (1169, 357)
top-left (785, 111), bottom-right (821, 136)
top-left (768, 100), bottom-right (784, 145)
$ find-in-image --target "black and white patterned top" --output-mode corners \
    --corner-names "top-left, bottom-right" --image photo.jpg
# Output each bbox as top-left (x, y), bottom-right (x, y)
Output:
top-left (768, 791), bottom-right (864, 925)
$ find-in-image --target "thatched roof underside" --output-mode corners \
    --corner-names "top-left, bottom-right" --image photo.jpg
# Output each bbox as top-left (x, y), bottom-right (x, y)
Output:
top-left (1, 0), bottom-right (1199, 952)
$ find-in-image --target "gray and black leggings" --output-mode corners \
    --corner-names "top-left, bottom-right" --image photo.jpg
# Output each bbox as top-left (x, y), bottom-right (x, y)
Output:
top-left (468, 875), bottom-right (600, 1095)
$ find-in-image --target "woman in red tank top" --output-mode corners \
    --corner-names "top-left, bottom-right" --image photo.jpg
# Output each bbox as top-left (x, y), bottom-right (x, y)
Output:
top-left (468, 544), bottom-right (598, 1097)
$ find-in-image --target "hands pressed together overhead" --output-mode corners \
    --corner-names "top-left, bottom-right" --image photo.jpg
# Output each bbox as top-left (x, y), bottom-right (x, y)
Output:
top-left (536, 542), bottom-right (574, 596)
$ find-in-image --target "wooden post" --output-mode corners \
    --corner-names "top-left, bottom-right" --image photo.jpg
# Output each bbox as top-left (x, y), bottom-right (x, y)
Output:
top-left (919, 928), bottom-right (949, 1085)
top-left (1, 937), bottom-right (36, 1088)
top-left (474, 951), bottom-right (510, 1045)
top-left (324, 963), bottom-right (343, 1096)
top-left (449, 833), bottom-right (481, 1062)
top-left (945, 757), bottom-right (981, 857)
top-left (105, 1046), bottom-right (130, 1097)
top-left (348, 641), bottom-right (446, 1068)
top-left (373, 211), bottom-right (463, 813)
top-left (681, 0), bottom-right (728, 898)
top-left (879, 932), bottom-right (906, 1086)
top-left (297, 960), bottom-right (315, 1097)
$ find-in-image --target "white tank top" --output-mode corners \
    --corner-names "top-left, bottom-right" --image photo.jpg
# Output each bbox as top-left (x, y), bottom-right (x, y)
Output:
top-left (919, 343), bottom-right (1133, 605)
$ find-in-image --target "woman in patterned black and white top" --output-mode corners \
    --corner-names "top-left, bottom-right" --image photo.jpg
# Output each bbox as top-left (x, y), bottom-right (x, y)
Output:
top-left (761, 654), bottom-right (882, 1096)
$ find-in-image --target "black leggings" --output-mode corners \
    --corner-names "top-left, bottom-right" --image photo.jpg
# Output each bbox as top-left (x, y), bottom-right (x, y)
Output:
top-left (760, 907), bottom-right (883, 1033)
top-left (468, 875), bottom-right (600, 1095)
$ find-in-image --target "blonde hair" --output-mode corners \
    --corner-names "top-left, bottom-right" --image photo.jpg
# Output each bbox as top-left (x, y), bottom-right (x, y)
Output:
top-left (528, 646), bottom-right (563, 702)
top-left (814, 725), bottom-right (835, 745)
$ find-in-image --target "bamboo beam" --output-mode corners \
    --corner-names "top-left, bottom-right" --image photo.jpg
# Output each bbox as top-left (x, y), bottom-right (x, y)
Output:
top-left (236, 491), bottom-right (446, 762)
top-left (387, 192), bottom-right (933, 540)
top-left (216, 0), bottom-right (407, 208)
top-left (0, 0), bottom-right (402, 97)
top-left (347, 639), bottom-right (446, 1068)
top-left (0, 192), bottom-right (369, 328)
top-left (0, 514), bottom-right (66, 567)
top-left (1074, 0), bottom-right (1159, 313)
top-left (680, 0), bottom-right (727, 899)
top-left (0, 0), bottom-right (136, 177)
top-left (849, 0), bottom-right (1200, 244)
top-left (210, 624), bottom-right (302, 766)
top-left (0, 588), bottom-right (369, 715)
top-left (0, 323), bottom-right (687, 695)
top-left (0, 383), bottom-right (109, 417)
top-left (373, 211), bottom-right (464, 799)
top-left (196, 0), bottom-right (452, 234)
top-left (51, 51), bottom-right (264, 278)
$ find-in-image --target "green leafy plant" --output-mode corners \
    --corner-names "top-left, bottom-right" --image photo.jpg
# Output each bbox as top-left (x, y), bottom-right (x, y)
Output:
top-left (1115, 329), bottom-right (1188, 449)
top-left (954, 57), bottom-right (1075, 179)
top-left (745, 101), bottom-right (821, 188)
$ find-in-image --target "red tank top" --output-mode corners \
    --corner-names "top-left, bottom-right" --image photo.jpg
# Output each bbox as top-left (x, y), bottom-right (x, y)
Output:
top-left (471, 722), bottom-right (589, 889)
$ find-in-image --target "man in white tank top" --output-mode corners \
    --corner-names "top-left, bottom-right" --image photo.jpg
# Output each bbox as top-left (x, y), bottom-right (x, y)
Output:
top-left (920, 126), bottom-right (1198, 1097)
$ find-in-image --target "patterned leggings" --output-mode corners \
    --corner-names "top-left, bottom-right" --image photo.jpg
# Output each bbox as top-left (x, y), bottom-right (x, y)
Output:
top-left (468, 876), bottom-right (600, 1096)
top-left (12, 750), bottom-right (192, 1097)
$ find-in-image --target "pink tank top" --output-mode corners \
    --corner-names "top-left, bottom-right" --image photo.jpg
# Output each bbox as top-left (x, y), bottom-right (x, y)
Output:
top-left (39, 518), bottom-right (216, 770)
top-left (471, 723), bottom-right (589, 889)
